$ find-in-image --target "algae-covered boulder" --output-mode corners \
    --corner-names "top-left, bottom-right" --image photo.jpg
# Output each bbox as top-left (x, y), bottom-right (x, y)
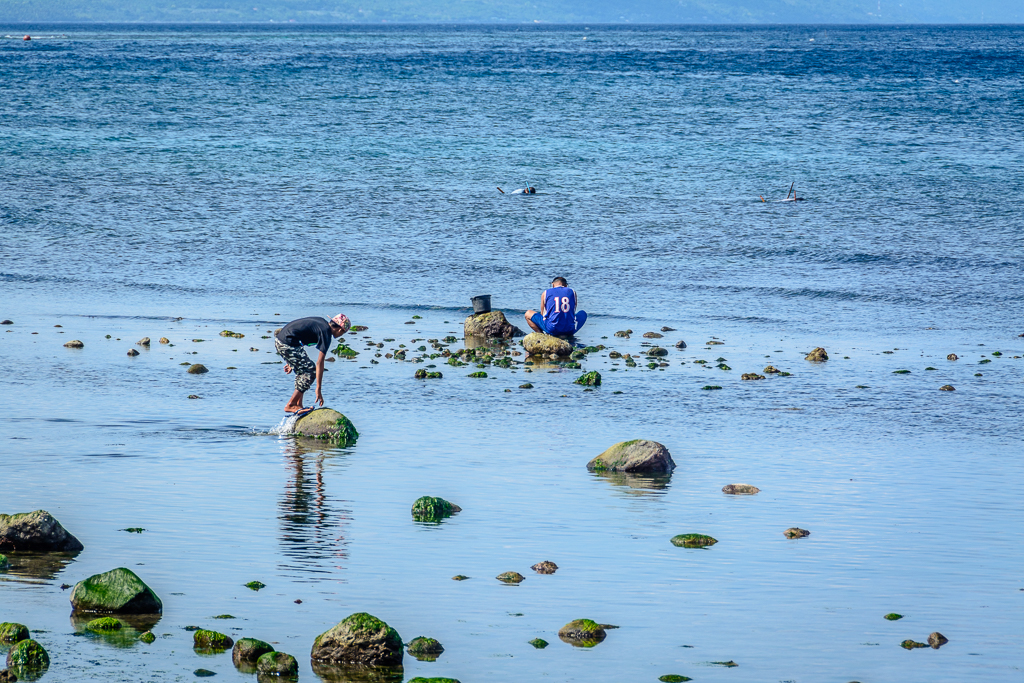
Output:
top-left (233, 637), bottom-right (275, 666)
top-left (670, 534), bottom-right (718, 548)
top-left (528, 638), bottom-right (548, 649)
top-left (311, 612), bottom-right (403, 667)
top-left (257, 651), bottom-right (298, 676)
top-left (407, 637), bottom-right (444, 661)
top-left (646, 347), bottom-right (668, 357)
top-left (722, 484), bottom-right (759, 495)
top-left (805, 347), bottom-right (828, 362)
top-left (411, 497), bottom-right (461, 523)
top-left (193, 629), bottom-right (233, 651)
top-left (784, 527), bottom-right (810, 539)
top-left (5, 639), bottom-right (48, 673)
top-left (523, 333), bottom-right (572, 357)
top-left (0, 623), bottom-right (29, 643)
top-left (464, 311), bottom-right (522, 340)
top-left (574, 371), bottom-right (601, 386)
top-left (0, 510), bottom-right (84, 552)
top-left (294, 408), bottom-right (359, 446)
top-left (659, 676), bottom-right (692, 682)
top-left (901, 639), bottom-right (927, 649)
top-left (587, 440), bottom-right (675, 474)
top-left (70, 567), bottom-right (162, 614)
top-left (187, 363), bottom-right (209, 374)
top-left (496, 571), bottom-right (524, 584)
top-left (139, 631), bottom-right (156, 644)
top-left (557, 619), bottom-right (606, 647)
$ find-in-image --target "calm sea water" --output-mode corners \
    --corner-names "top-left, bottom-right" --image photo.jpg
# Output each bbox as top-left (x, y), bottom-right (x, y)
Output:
top-left (2, 24), bottom-right (1023, 683)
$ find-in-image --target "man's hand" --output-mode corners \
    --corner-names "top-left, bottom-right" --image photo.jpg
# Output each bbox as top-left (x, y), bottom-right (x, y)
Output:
top-left (315, 388), bottom-right (324, 407)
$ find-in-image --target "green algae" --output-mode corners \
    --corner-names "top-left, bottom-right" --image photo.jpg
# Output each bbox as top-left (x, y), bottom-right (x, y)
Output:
top-left (70, 567), bottom-right (162, 614)
top-left (0, 622), bottom-right (29, 643)
top-left (574, 370), bottom-right (601, 386)
top-left (139, 631), bottom-right (156, 644)
top-left (0, 554), bottom-right (8, 570)
top-left (85, 617), bottom-right (123, 632)
top-left (468, 371), bottom-right (487, 378)
top-left (6, 639), bottom-right (49, 672)
top-left (701, 385), bottom-right (722, 390)
top-left (528, 638), bottom-right (549, 648)
top-left (332, 343), bottom-right (359, 358)
top-left (244, 580), bottom-right (266, 591)
top-left (901, 639), bottom-right (928, 649)
top-left (193, 629), bottom-right (233, 650)
top-left (884, 613), bottom-right (904, 620)
top-left (256, 650), bottom-right (299, 676)
top-left (671, 534), bottom-right (718, 548)
top-left (893, 369), bottom-right (911, 374)
top-left (659, 676), bottom-right (692, 682)
top-left (412, 496), bottom-right (461, 522)
top-left (496, 571), bottom-right (525, 584)
top-left (212, 614), bottom-right (235, 619)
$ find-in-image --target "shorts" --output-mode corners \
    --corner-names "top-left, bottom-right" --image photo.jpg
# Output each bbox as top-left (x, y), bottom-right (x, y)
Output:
top-left (275, 337), bottom-right (316, 392)
top-left (530, 310), bottom-right (587, 336)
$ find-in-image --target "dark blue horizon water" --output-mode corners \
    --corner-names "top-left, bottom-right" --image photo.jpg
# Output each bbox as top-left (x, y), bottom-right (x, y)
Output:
top-left (2, 24), bottom-right (1024, 683)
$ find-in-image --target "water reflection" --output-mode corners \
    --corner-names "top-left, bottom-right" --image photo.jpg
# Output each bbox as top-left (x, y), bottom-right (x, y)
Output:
top-left (69, 613), bottom-right (161, 649)
top-left (590, 471), bottom-right (672, 497)
top-left (278, 438), bottom-right (352, 579)
top-left (0, 551), bottom-right (79, 583)
top-left (311, 661), bottom-right (403, 683)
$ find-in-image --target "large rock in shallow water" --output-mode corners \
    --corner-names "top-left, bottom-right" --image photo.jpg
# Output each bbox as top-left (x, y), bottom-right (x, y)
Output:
top-left (587, 440), bottom-right (675, 474)
top-left (70, 567), bottom-right (162, 614)
top-left (0, 510), bottom-right (83, 552)
top-left (523, 333), bottom-right (572, 357)
top-left (311, 612), bottom-right (403, 668)
top-left (6, 639), bottom-right (49, 673)
top-left (294, 408), bottom-right (359, 446)
top-left (464, 310), bottom-right (523, 339)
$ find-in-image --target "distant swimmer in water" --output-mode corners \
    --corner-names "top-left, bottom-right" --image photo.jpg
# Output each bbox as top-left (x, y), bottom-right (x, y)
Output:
top-left (525, 276), bottom-right (587, 337)
top-left (274, 313), bottom-right (350, 415)
top-left (497, 186), bottom-right (536, 194)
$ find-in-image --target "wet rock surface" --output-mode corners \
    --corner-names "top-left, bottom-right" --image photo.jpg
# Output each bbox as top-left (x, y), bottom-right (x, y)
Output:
top-left (187, 363), bottom-right (208, 374)
top-left (928, 632), bottom-right (948, 649)
top-left (193, 629), bottom-right (233, 651)
top-left (587, 440), bottom-right (675, 474)
top-left (722, 483), bottom-right (759, 495)
top-left (5, 639), bottom-right (48, 674)
top-left (310, 612), bottom-right (404, 668)
top-left (671, 534), bottom-right (718, 548)
top-left (531, 560), bottom-right (558, 574)
top-left (496, 571), bottom-right (524, 584)
top-left (901, 639), bottom-right (928, 649)
top-left (805, 347), bottom-right (829, 361)
top-left (557, 619), bottom-right (606, 647)
top-left (0, 623), bottom-right (29, 643)
top-left (70, 567), bottom-right (162, 614)
top-left (523, 332), bottom-right (572, 357)
top-left (0, 510), bottom-right (84, 552)
top-left (411, 496), bottom-right (461, 522)
top-left (63, 339), bottom-right (84, 348)
top-left (406, 637), bottom-right (444, 661)
top-left (293, 408), bottom-right (359, 446)
top-left (256, 651), bottom-right (298, 676)
top-left (784, 528), bottom-right (811, 539)
top-left (574, 370), bottom-right (601, 386)
top-left (463, 311), bottom-right (522, 339)
top-left (233, 638), bottom-right (275, 665)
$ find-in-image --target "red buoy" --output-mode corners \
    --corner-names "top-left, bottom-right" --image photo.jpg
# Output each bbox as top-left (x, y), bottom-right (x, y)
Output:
top-left (23, 35), bottom-right (31, 41)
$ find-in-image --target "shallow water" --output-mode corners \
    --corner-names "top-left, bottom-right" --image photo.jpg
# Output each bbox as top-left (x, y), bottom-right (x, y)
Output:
top-left (2, 23), bottom-right (1024, 683)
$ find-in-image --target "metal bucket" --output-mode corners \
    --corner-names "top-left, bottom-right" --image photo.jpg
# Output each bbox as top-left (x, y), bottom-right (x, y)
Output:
top-left (471, 295), bottom-right (492, 314)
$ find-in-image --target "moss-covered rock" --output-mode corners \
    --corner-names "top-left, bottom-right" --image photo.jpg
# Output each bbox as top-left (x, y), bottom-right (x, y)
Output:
top-left (310, 612), bottom-right (403, 667)
top-left (557, 619), bottom-right (606, 647)
top-left (574, 371), bottom-right (601, 386)
top-left (408, 678), bottom-right (462, 683)
top-left (232, 637), bottom-right (275, 665)
top-left (784, 527), bottom-right (810, 539)
top-left (496, 571), bottom-right (525, 584)
top-left (884, 613), bottom-right (904, 621)
top-left (670, 534), bottom-right (718, 548)
top-left (467, 371), bottom-right (487, 378)
top-left (741, 373), bottom-right (765, 380)
top-left (805, 347), bottom-right (828, 361)
top-left (139, 631), bottom-right (156, 644)
top-left (659, 676), bottom-right (693, 682)
top-left (0, 623), bottom-right (29, 643)
top-left (257, 651), bottom-right (298, 676)
top-left (293, 408), bottom-right (359, 446)
top-left (900, 639), bottom-right (927, 649)
top-left (193, 629), bottom-right (233, 651)
top-left (411, 497), bottom-right (461, 523)
top-left (407, 637), bottom-right (444, 661)
top-left (523, 333), bottom-right (572, 357)
top-left (940, 385), bottom-right (955, 391)
top-left (646, 346), bottom-right (668, 356)
top-left (643, 332), bottom-right (663, 338)
top-left (245, 580), bottom-right (266, 591)
top-left (0, 510), bottom-right (84, 552)
top-left (722, 484), bottom-right (759, 495)
top-left (464, 310), bottom-right (522, 340)
top-left (5, 639), bottom-right (49, 672)
top-left (587, 440), bottom-right (675, 474)
top-left (219, 330), bottom-right (244, 338)
top-left (85, 617), bottom-right (123, 632)
top-left (70, 567), bottom-right (162, 614)
top-left (528, 638), bottom-right (548, 649)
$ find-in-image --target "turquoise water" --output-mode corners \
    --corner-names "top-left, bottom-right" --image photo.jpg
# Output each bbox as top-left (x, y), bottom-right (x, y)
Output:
top-left (2, 24), bottom-right (1023, 683)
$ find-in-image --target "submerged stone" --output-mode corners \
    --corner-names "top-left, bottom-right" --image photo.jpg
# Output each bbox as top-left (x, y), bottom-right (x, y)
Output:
top-left (671, 534), bottom-right (718, 548)
top-left (557, 619), bottom-right (606, 647)
top-left (701, 385), bottom-right (722, 390)
top-left (587, 440), bottom-right (675, 474)
top-left (139, 631), bottom-right (156, 644)
top-left (127, 348), bottom-right (140, 356)
top-left (407, 637), bottom-right (444, 661)
top-left (0, 623), bottom-right (29, 643)
top-left (5, 640), bottom-right (48, 672)
top-left (764, 365), bottom-right (780, 373)
top-left (531, 561), bottom-right (558, 574)
top-left (293, 408), bottom-right (359, 446)
top-left (408, 679), bottom-right (461, 683)
top-left (187, 363), bottom-right (208, 374)
top-left (244, 581), bottom-right (266, 591)
top-left (528, 638), bottom-right (548, 649)
top-left (523, 333), bottom-right (572, 357)
top-left (805, 347), bottom-right (828, 362)
top-left (939, 385), bottom-right (956, 391)
top-left (0, 510), bottom-right (84, 552)
top-left (646, 346), bottom-right (668, 357)
top-left (928, 632), bottom-right (948, 649)
top-left (643, 332), bottom-right (663, 338)
top-left (784, 527), bottom-right (810, 539)
top-left (741, 373), bottom-right (765, 380)
top-left (659, 676), bottom-right (693, 682)
top-left (70, 567), bottom-right (162, 614)
top-left (63, 339), bottom-right (84, 348)
top-left (85, 617), bottom-right (123, 632)
top-left (193, 629), bottom-right (233, 651)
top-left (256, 651), bottom-right (298, 676)
top-left (232, 638), bottom-right (275, 666)
top-left (496, 571), bottom-right (525, 584)
top-left (574, 370), bottom-right (601, 386)
top-left (310, 612), bottom-right (404, 667)
top-left (722, 484), bottom-right (759, 495)
top-left (411, 497), bottom-right (461, 522)
top-left (451, 575), bottom-right (469, 581)
top-left (193, 669), bottom-right (216, 677)
top-left (947, 353), bottom-right (958, 360)
top-left (900, 639), bottom-right (928, 650)
top-left (884, 613), bottom-right (904, 621)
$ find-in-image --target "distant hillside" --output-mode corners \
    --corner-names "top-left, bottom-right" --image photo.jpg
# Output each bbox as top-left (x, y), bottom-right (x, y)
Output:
top-left (1, 0), bottom-right (1020, 24)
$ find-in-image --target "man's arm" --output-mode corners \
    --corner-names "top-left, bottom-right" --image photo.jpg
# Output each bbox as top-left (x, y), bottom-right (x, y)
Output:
top-left (314, 351), bottom-right (326, 406)
top-left (540, 290), bottom-right (546, 318)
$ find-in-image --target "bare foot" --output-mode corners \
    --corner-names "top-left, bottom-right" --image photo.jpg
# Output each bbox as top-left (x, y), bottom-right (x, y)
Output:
top-left (284, 405), bottom-right (304, 414)
top-left (283, 364), bottom-right (292, 374)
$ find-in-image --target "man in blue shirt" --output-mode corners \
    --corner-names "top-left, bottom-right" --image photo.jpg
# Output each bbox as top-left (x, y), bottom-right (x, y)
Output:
top-left (525, 277), bottom-right (587, 337)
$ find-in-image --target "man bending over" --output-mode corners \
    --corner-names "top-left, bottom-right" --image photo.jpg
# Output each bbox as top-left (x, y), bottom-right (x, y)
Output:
top-left (275, 314), bottom-right (350, 415)
top-left (525, 277), bottom-right (587, 337)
